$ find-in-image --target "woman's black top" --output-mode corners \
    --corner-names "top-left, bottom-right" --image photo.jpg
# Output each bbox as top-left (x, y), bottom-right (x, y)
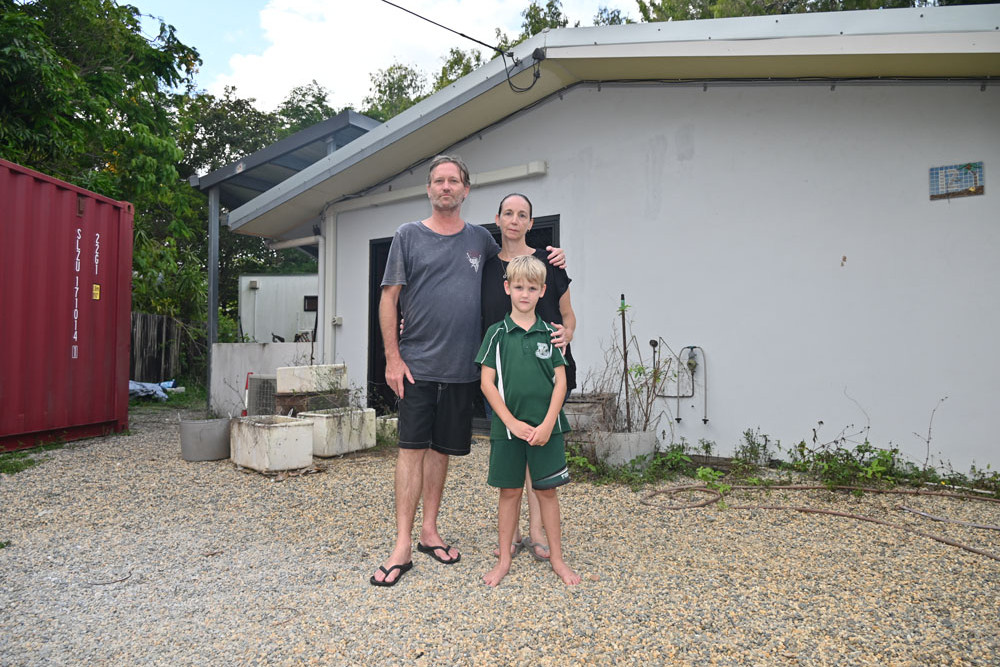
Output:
top-left (480, 248), bottom-right (576, 391)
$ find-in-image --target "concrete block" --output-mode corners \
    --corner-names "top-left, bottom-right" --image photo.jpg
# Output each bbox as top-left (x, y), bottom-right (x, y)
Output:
top-left (231, 415), bottom-right (314, 472)
top-left (299, 408), bottom-right (376, 457)
top-left (587, 430), bottom-right (659, 467)
top-left (276, 364), bottom-right (347, 394)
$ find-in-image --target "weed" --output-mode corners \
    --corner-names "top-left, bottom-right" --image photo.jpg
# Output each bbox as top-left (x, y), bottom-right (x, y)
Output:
top-left (0, 540), bottom-right (10, 549)
top-left (565, 439), bottom-right (696, 489)
top-left (731, 427), bottom-right (773, 477)
top-left (695, 466), bottom-right (731, 494)
top-left (0, 441), bottom-right (63, 475)
top-left (698, 438), bottom-right (715, 457)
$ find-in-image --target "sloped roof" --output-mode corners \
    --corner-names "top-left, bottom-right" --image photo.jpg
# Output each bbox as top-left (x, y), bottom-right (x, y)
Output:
top-left (227, 4), bottom-right (1000, 239)
top-left (190, 109), bottom-right (380, 211)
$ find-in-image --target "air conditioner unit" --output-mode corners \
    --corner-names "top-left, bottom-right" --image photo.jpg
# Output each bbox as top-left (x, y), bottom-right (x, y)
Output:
top-left (247, 374), bottom-right (277, 416)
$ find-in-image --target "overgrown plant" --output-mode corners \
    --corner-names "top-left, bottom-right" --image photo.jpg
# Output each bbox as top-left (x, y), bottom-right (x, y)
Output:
top-left (730, 427), bottom-right (774, 478)
top-left (565, 439), bottom-right (692, 489)
top-left (783, 421), bottom-right (904, 489)
top-left (581, 298), bottom-right (675, 433)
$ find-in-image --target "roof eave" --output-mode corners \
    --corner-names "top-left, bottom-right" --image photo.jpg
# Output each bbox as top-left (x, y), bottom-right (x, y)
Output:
top-left (226, 4), bottom-right (1000, 239)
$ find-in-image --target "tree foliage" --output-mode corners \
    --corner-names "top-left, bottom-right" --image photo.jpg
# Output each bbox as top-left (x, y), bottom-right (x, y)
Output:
top-left (636, 0), bottom-right (933, 21)
top-left (362, 62), bottom-right (428, 122)
top-left (1, 0), bottom-right (208, 327)
top-left (594, 6), bottom-right (635, 24)
top-left (432, 47), bottom-right (486, 91)
top-left (275, 80), bottom-right (340, 138)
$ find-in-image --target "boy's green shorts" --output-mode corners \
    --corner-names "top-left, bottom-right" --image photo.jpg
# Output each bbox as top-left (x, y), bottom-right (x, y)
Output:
top-left (487, 432), bottom-right (570, 490)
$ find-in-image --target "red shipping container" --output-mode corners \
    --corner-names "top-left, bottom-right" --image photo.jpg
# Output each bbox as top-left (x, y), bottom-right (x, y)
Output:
top-left (0, 159), bottom-right (133, 451)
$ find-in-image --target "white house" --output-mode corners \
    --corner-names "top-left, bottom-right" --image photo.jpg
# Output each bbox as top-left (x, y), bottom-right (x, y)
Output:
top-left (237, 273), bottom-right (319, 343)
top-left (223, 5), bottom-right (1000, 471)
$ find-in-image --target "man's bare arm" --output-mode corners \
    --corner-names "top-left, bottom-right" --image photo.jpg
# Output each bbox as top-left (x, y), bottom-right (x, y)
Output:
top-left (379, 285), bottom-right (413, 398)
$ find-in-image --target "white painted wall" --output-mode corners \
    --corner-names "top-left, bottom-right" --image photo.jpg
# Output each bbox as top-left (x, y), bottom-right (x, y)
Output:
top-left (238, 274), bottom-right (318, 343)
top-left (332, 81), bottom-right (999, 472)
top-left (210, 342), bottom-right (317, 417)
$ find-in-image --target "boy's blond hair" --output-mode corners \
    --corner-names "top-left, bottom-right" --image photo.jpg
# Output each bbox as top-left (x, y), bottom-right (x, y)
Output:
top-left (505, 254), bottom-right (547, 287)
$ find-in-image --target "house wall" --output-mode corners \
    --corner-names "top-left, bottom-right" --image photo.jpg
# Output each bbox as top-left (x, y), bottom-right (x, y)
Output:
top-left (210, 342), bottom-right (317, 417)
top-left (238, 274), bottom-right (318, 343)
top-left (333, 81), bottom-right (999, 471)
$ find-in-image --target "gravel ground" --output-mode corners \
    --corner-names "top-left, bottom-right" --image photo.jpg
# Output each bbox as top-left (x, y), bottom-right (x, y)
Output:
top-left (1, 406), bottom-right (998, 666)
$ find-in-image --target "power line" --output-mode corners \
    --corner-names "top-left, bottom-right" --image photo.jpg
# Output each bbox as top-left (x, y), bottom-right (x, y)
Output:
top-left (379, 0), bottom-right (511, 58)
top-left (378, 0), bottom-right (543, 94)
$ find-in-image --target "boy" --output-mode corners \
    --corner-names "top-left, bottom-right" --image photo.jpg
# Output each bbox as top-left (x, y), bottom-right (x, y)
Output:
top-left (475, 255), bottom-right (581, 587)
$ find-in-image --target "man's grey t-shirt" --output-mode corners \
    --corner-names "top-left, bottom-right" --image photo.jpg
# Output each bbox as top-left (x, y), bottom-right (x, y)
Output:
top-left (381, 220), bottom-right (500, 383)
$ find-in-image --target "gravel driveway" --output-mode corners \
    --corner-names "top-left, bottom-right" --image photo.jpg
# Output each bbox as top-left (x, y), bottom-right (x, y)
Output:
top-left (1, 407), bottom-right (998, 666)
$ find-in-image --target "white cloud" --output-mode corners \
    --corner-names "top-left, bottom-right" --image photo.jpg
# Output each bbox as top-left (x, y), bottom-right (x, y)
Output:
top-left (209, 0), bottom-right (609, 112)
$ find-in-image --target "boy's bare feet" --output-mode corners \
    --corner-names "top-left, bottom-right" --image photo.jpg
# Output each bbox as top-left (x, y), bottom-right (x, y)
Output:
top-left (483, 561), bottom-right (511, 587)
top-left (550, 559), bottom-right (581, 586)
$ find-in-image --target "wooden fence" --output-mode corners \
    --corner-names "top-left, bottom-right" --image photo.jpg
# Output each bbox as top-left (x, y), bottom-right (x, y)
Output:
top-left (130, 312), bottom-right (180, 383)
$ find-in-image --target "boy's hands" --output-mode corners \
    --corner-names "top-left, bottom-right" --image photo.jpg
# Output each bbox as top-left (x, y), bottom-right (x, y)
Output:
top-left (527, 420), bottom-right (555, 446)
top-left (506, 419), bottom-right (536, 443)
top-left (504, 419), bottom-right (552, 446)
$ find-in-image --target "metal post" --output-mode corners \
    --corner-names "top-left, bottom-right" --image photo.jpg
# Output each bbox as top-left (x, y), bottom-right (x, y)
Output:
top-left (207, 186), bottom-right (220, 412)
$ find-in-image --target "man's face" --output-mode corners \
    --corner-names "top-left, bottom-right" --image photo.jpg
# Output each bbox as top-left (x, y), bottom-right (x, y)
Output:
top-left (427, 162), bottom-right (469, 212)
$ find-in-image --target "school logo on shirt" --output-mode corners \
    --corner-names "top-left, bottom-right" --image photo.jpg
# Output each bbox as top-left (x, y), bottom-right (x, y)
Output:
top-left (535, 342), bottom-right (552, 359)
top-left (466, 251), bottom-right (482, 272)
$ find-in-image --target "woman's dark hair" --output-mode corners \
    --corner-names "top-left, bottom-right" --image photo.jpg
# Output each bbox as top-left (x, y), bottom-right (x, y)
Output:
top-left (497, 193), bottom-right (532, 218)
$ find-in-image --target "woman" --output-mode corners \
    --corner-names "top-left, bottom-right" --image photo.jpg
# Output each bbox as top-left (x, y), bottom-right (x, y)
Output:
top-left (481, 193), bottom-right (577, 561)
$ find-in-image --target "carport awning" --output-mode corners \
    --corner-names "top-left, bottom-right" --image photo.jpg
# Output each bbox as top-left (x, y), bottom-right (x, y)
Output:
top-left (189, 110), bottom-right (381, 215)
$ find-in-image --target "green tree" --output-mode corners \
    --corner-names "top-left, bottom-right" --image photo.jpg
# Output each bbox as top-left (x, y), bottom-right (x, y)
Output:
top-left (594, 6), bottom-right (635, 24)
top-left (496, 0), bottom-right (585, 53)
top-left (520, 0), bottom-right (572, 37)
top-left (176, 86), bottom-right (279, 177)
top-left (0, 0), bottom-right (206, 323)
top-left (362, 62), bottom-right (428, 122)
top-left (0, 0), bottom-right (84, 172)
top-left (275, 80), bottom-right (340, 137)
top-left (636, 0), bottom-right (944, 21)
top-left (432, 47), bottom-right (486, 91)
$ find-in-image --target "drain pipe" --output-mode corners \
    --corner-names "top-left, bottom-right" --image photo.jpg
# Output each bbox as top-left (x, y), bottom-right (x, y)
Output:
top-left (267, 235), bottom-right (325, 363)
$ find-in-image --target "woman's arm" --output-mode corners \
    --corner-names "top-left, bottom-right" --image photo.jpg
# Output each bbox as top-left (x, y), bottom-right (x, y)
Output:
top-left (550, 288), bottom-right (576, 350)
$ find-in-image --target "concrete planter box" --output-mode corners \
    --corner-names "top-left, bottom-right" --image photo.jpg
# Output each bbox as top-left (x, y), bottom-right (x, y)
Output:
top-left (230, 415), bottom-right (314, 472)
top-left (376, 415), bottom-right (398, 444)
top-left (180, 416), bottom-right (231, 462)
top-left (298, 407), bottom-right (376, 457)
top-left (588, 430), bottom-right (659, 468)
top-left (276, 364), bottom-right (347, 393)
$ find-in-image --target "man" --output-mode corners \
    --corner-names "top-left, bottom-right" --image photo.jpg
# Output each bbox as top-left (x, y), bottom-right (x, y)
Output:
top-left (371, 155), bottom-right (564, 586)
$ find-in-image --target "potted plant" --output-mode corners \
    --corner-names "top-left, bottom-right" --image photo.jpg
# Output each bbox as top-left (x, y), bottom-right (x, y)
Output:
top-left (575, 296), bottom-right (675, 467)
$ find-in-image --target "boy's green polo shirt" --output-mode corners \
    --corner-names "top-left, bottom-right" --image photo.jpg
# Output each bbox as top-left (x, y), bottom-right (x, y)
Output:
top-left (476, 313), bottom-right (571, 441)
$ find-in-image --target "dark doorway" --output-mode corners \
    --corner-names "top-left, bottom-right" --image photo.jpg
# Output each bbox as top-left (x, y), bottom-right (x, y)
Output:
top-left (367, 216), bottom-right (560, 418)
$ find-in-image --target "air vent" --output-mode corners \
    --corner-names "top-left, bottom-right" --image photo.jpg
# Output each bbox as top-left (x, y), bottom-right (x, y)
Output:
top-left (247, 374), bottom-right (277, 416)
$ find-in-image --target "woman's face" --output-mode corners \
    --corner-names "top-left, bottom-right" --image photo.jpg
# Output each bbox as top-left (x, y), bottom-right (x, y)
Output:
top-left (496, 195), bottom-right (533, 242)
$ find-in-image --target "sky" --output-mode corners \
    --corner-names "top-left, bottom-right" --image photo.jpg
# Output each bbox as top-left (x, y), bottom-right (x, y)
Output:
top-left (133, 0), bottom-right (629, 113)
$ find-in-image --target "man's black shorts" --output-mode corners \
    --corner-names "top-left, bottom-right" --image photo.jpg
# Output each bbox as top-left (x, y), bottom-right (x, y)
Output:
top-left (396, 380), bottom-right (477, 456)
